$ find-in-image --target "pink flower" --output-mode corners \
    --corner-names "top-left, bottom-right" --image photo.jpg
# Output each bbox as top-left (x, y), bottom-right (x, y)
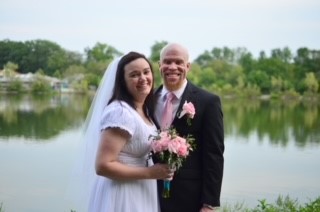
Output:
top-left (178, 101), bottom-right (195, 119)
top-left (177, 144), bottom-right (188, 157)
top-left (151, 140), bottom-right (164, 152)
top-left (151, 132), bottom-right (170, 152)
top-left (167, 139), bottom-right (179, 153)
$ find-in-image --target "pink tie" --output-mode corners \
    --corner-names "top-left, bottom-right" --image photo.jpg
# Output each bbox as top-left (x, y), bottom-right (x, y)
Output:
top-left (161, 92), bottom-right (175, 130)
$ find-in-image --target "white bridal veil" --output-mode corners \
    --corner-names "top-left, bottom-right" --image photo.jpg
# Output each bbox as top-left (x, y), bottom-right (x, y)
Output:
top-left (66, 57), bottom-right (121, 211)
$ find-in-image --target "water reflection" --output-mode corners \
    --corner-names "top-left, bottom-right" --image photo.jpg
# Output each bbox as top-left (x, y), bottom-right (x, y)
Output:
top-left (222, 99), bottom-right (320, 148)
top-left (0, 95), bottom-right (319, 147)
top-left (0, 94), bottom-right (91, 140)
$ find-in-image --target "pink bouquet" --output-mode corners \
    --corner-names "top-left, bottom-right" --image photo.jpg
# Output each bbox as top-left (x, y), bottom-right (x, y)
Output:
top-left (149, 128), bottom-right (195, 198)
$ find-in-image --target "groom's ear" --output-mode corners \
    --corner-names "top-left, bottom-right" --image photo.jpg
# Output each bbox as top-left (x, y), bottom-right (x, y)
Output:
top-left (186, 62), bottom-right (191, 72)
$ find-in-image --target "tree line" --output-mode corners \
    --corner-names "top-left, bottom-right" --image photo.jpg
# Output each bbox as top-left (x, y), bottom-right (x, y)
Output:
top-left (0, 39), bottom-right (319, 98)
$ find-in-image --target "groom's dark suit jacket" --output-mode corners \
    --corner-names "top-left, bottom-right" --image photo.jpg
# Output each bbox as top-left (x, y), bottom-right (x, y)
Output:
top-left (154, 81), bottom-right (224, 212)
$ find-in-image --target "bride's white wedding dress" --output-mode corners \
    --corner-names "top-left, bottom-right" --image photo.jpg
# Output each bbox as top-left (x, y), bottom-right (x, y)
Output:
top-left (88, 101), bottom-right (159, 212)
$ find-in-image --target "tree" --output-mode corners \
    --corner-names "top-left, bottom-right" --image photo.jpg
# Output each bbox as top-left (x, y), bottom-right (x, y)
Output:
top-left (198, 67), bottom-right (217, 87)
top-left (85, 42), bottom-right (122, 63)
top-left (188, 63), bottom-right (202, 85)
top-left (23, 40), bottom-right (64, 74)
top-left (224, 65), bottom-right (245, 87)
top-left (4, 61), bottom-right (19, 73)
top-left (247, 70), bottom-right (271, 93)
top-left (304, 72), bottom-right (319, 94)
top-left (271, 47), bottom-right (292, 63)
top-left (63, 65), bottom-right (87, 78)
top-left (238, 51), bottom-right (255, 75)
top-left (294, 48), bottom-right (320, 93)
top-left (271, 76), bottom-right (283, 93)
top-left (222, 47), bottom-right (235, 63)
top-left (31, 73), bottom-right (52, 93)
top-left (0, 39), bottom-right (84, 76)
top-left (149, 41), bottom-right (168, 62)
top-left (211, 48), bottom-right (223, 60)
top-left (3, 62), bottom-right (22, 92)
top-left (194, 50), bottom-right (212, 67)
top-left (0, 40), bottom-right (28, 71)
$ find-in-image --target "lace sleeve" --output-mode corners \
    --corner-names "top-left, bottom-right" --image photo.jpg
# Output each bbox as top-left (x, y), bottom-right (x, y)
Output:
top-left (100, 101), bottom-right (136, 136)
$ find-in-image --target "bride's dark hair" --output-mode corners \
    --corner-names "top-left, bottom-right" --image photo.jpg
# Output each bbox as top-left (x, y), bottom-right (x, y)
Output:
top-left (108, 51), bottom-right (155, 121)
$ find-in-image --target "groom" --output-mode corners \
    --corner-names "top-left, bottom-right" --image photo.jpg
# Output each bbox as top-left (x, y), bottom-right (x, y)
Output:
top-left (154, 43), bottom-right (224, 212)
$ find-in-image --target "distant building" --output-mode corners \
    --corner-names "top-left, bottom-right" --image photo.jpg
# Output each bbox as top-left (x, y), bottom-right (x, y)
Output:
top-left (0, 70), bottom-right (64, 92)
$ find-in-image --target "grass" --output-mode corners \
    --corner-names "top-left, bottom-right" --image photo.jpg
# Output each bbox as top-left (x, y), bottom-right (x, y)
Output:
top-left (220, 195), bottom-right (320, 212)
top-left (1, 196), bottom-right (320, 212)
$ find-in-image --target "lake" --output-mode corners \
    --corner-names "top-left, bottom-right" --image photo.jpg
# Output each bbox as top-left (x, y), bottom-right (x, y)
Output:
top-left (0, 94), bottom-right (319, 211)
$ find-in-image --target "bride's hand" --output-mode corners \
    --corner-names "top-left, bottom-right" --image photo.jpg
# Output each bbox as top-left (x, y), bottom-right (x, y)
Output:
top-left (149, 163), bottom-right (174, 180)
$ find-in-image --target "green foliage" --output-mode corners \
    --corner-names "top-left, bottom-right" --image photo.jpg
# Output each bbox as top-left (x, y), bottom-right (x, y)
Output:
top-left (224, 65), bottom-right (245, 87)
top-left (271, 76), bottom-right (283, 94)
top-left (53, 70), bottom-right (62, 79)
top-left (195, 50), bottom-right (213, 66)
top-left (252, 196), bottom-right (299, 211)
top-left (238, 50), bottom-right (255, 72)
top-left (271, 47), bottom-right (293, 63)
top-left (241, 84), bottom-right (261, 98)
top-left (31, 76), bottom-right (52, 93)
top-left (1, 196), bottom-right (320, 212)
top-left (63, 65), bottom-right (87, 78)
top-left (0, 40), bottom-right (27, 71)
top-left (85, 42), bottom-right (122, 63)
top-left (187, 63), bottom-right (202, 85)
top-left (1, 39), bottom-right (320, 98)
top-left (220, 83), bottom-right (234, 96)
top-left (149, 41), bottom-right (168, 62)
top-left (4, 61), bottom-right (19, 71)
top-left (85, 60), bottom-right (109, 76)
top-left (85, 73), bottom-right (100, 88)
top-left (6, 79), bottom-right (23, 92)
top-left (220, 196), bottom-right (320, 212)
top-left (221, 201), bottom-right (249, 212)
top-left (71, 79), bottom-right (89, 94)
top-left (299, 197), bottom-right (320, 212)
top-left (0, 39), bottom-right (83, 76)
top-left (250, 196), bottom-right (320, 212)
top-left (0, 202), bottom-right (4, 212)
top-left (247, 70), bottom-right (271, 94)
top-left (304, 72), bottom-right (319, 93)
top-left (198, 67), bottom-right (217, 87)
top-left (152, 61), bottom-right (162, 88)
top-left (281, 89), bottom-right (300, 100)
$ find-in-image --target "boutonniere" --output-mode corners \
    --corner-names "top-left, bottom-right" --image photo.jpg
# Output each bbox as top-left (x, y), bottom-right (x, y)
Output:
top-left (178, 101), bottom-right (195, 126)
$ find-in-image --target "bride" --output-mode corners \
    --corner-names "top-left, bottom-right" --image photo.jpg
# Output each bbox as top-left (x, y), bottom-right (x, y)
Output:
top-left (69, 51), bottom-right (173, 212)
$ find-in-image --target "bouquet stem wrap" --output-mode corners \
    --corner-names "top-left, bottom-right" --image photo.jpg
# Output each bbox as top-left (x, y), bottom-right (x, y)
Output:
top-left (162, 180), bottom-right (171, 198)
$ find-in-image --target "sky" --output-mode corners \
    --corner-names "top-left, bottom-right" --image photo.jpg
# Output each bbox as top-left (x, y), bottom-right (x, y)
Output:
top-left (1, 0), bottom-right (320, 60)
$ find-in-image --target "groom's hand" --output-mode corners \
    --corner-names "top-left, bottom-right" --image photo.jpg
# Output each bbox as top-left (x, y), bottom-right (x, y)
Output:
top-left (200, 205), bottom-right (216, 212)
